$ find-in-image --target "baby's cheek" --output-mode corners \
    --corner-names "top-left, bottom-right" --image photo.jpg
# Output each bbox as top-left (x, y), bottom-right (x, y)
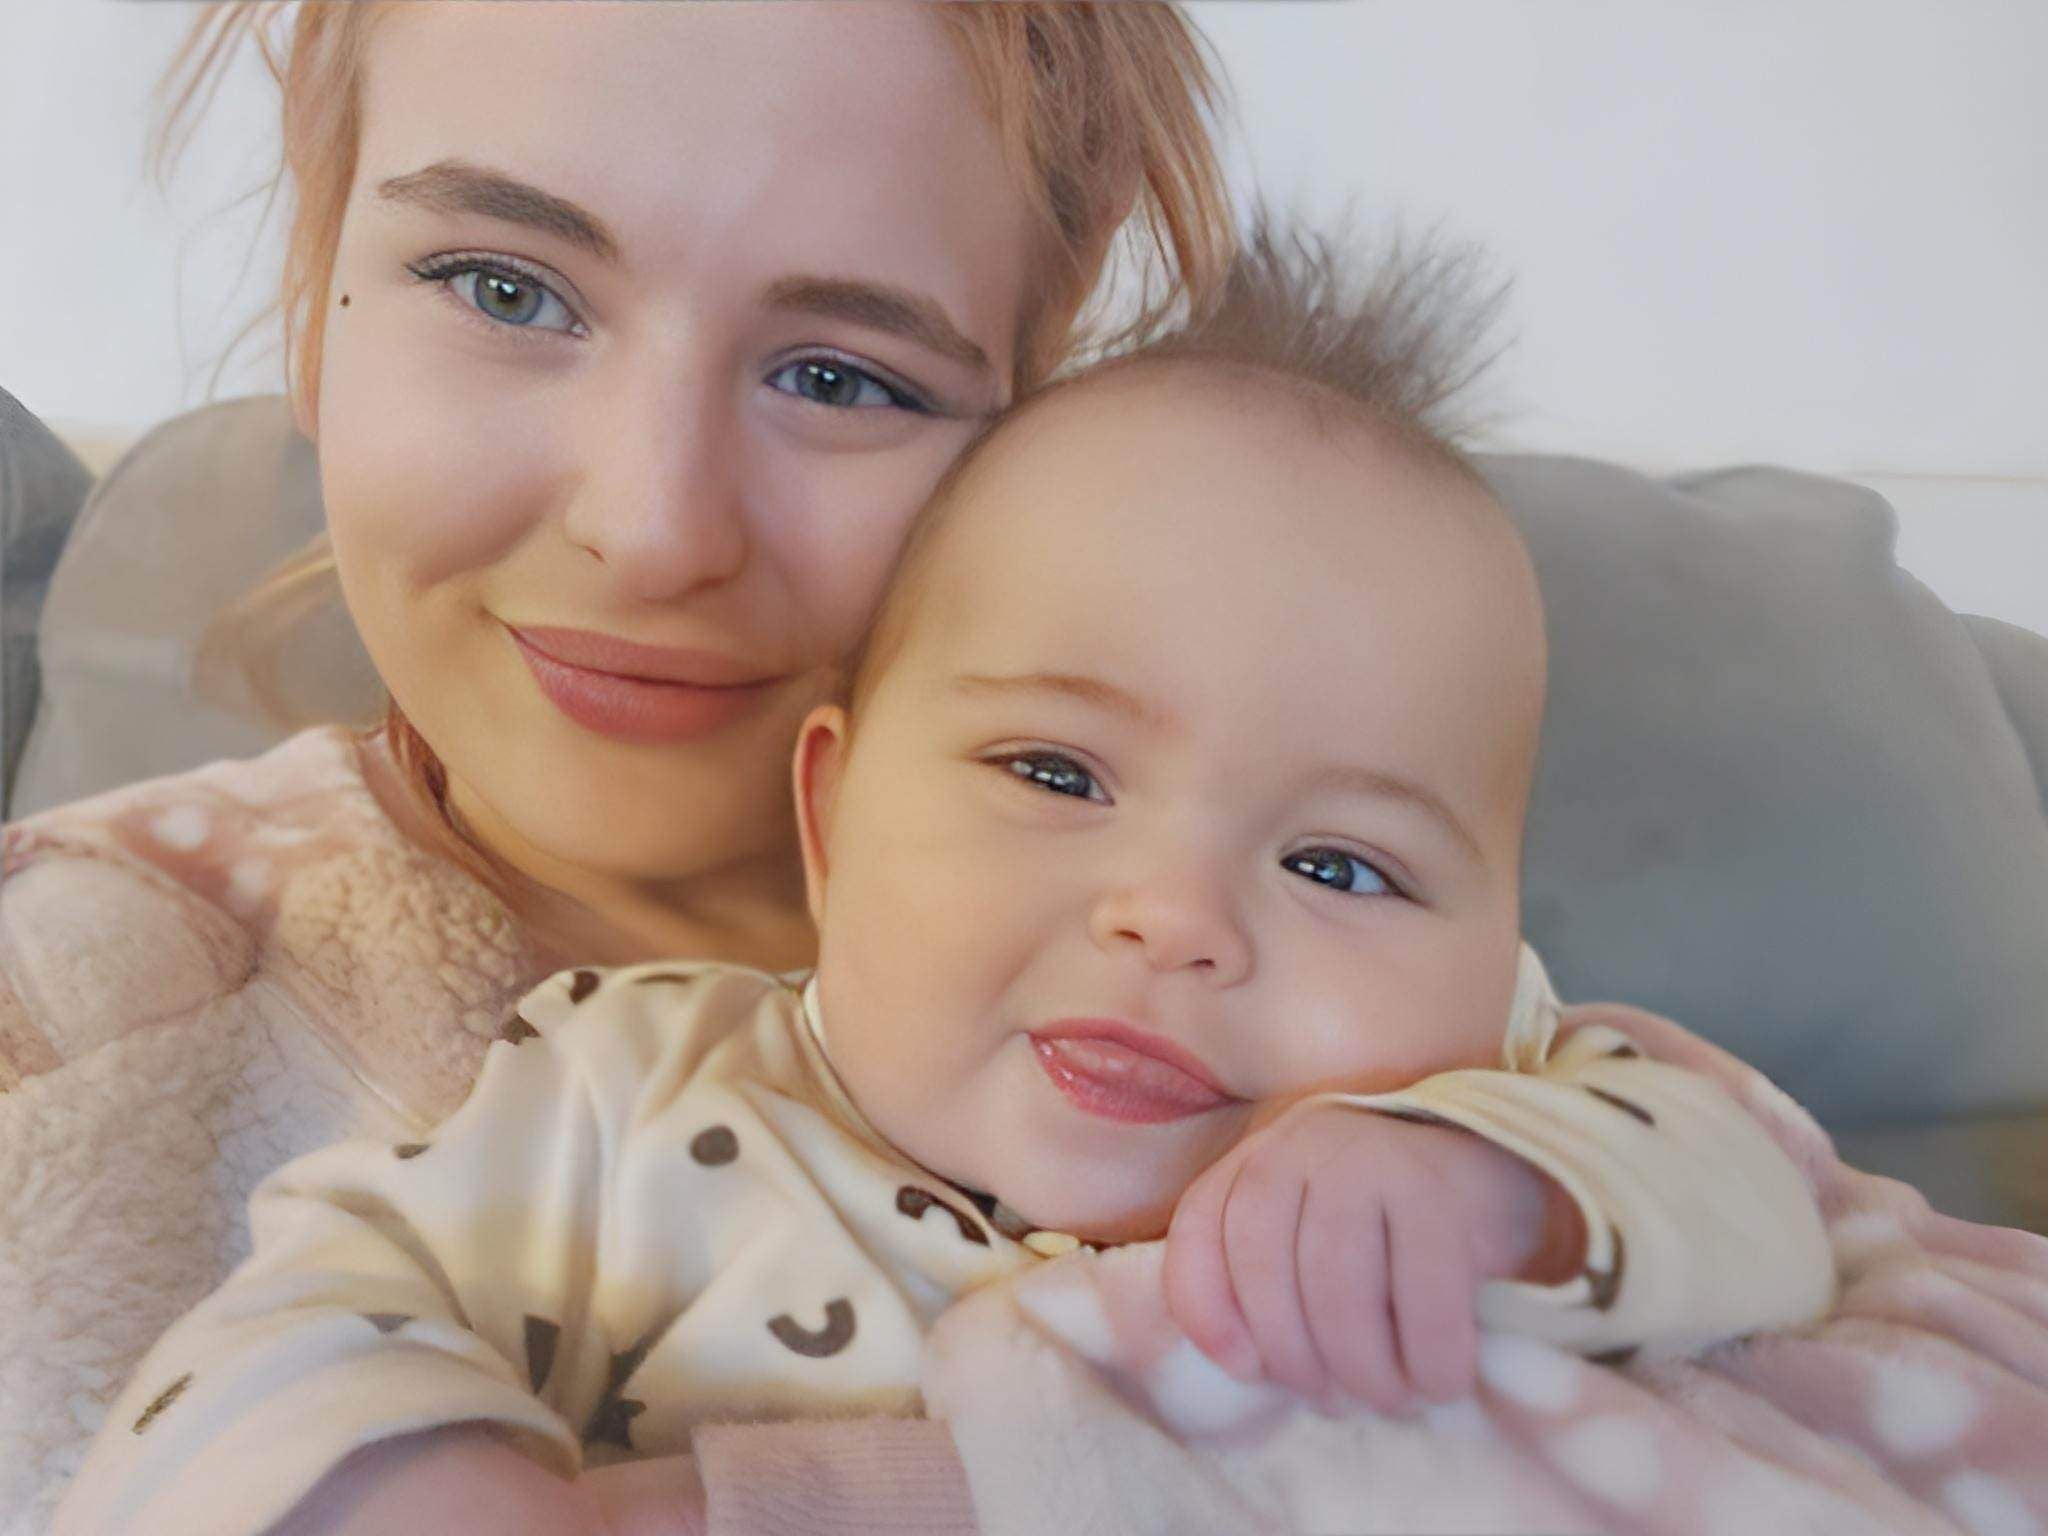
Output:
top-left (819, 972), bottom-right (997, 1194)
top-left (1296, 949), bottom-right (1516, 1089)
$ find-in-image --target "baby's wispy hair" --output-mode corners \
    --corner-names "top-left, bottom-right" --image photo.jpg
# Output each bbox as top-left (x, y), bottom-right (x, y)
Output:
top-left (844, 214), bottom-right (1514, 711)
top-left (1087, 211), bottom-right (1510, 476)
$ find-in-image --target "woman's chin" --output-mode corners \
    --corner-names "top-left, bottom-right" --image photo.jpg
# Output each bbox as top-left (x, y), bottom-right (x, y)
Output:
top-left (452, 758), bottom-right (790, 891)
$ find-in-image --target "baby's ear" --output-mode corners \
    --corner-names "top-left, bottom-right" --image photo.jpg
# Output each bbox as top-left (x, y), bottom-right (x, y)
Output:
top-left (792, 705), bottom-right (850, 926)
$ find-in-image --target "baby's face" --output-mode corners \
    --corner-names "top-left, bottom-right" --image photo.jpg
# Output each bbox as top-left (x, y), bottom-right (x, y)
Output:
top-left (798, 371), bottom-right (1547, 1242)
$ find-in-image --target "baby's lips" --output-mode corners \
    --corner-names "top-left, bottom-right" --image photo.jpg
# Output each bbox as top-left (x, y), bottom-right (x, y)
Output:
top-left (1031, 1034), bottom-right (1233, 1123)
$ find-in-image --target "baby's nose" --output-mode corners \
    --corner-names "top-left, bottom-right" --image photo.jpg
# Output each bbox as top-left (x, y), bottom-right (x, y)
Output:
top-left (1087, 870), bottom-right (1253, 985)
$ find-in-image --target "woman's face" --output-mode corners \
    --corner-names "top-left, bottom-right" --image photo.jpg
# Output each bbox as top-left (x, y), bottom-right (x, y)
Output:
top-left (317, 2), bottom-right (1033, 893)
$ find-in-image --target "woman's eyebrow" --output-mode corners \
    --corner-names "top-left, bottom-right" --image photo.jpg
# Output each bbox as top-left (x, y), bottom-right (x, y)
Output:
top-left (375, 160), bottom-right (619, 262)
top-left (766, 276), bottom-right (990, 374)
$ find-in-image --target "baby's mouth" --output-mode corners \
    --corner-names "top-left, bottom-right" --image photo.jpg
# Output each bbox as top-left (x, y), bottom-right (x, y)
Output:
top-left (1028, 1022), bottom-right (1235, 1124)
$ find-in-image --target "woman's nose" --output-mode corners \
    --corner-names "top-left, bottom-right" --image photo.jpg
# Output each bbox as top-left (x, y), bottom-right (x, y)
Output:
top-left (561, 372), bottom-right (750, 603)
top-left (1087, 864), bottom-right (1254, 987)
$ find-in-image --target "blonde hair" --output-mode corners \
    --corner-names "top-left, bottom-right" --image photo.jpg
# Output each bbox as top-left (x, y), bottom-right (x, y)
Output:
top-left (165, 1), bottom-right (1236, 747)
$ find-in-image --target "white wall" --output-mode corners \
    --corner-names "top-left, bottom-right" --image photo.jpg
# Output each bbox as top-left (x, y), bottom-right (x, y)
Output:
top-left (4, 0), bottom-right (2044, 632)
top-left (1, 0), bottom-right (285, 432)
top-left (1188, 0), bottom-right (2048, 638)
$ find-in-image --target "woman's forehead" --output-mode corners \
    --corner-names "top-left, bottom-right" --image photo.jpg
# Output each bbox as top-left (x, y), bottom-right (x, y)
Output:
top-left (353, 3), bottom-right (1031, 339)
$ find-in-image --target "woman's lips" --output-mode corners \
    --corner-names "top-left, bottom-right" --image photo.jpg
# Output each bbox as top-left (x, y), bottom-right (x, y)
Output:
top-left (1030, 1020), bottom-right (1235, 1124)
top-left (507, 624), bottom-right (783, 745)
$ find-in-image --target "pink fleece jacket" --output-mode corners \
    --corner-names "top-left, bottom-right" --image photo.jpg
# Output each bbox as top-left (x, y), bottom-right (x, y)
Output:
top-left (0, 727), bottom-right (968, 1536)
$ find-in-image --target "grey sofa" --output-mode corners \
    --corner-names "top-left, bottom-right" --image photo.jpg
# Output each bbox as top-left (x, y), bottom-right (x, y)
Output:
top-left (1, 389), bottom-right (94, 808)
top-left (3, 392), bottom-right (2044, 1232)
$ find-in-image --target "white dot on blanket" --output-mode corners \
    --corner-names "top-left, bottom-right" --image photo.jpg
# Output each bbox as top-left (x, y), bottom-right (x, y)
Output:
top-left (1548, 1417), bottom-right (1662, 1507)
top-left (1144, 1338), bottom-right (1290, 1439)
top-left (1828, 1212), bottom-right (1907, 1268)
top-left (1942, 1473), bottom-right (2040, 1536)
top-left (1016, 1278), bottom-right (1116, 1366)
top-left (1698, 1466), bottom-right (1800, 1536)
top-left (1545, 1414), bottom-right (1662, 1509)
top-left (1419, 1398), bottom-right (1493, 1442)
top-left (1477, 1333), bottom-right (1581, 1413)
top-left (228, 858), bottom-right (273, 905)
top-left (1868, 1357), bottom-right (1979, 1457)
top-left (150, 806), bottom-right (211, 850)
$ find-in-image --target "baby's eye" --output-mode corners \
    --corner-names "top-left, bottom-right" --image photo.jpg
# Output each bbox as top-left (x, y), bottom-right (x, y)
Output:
top-left (1282, 846), bottom-right (1393, 897)
top-left (998, 752), bottom-right (1105, 803)
top-left (766, 359), bottom-right (924, 412)
top-left (410, 256), bottom-right (581, 335)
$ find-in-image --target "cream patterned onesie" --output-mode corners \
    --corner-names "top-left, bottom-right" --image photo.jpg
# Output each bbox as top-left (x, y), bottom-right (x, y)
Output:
top-left (54, 953), bottom-right (1833, 1536)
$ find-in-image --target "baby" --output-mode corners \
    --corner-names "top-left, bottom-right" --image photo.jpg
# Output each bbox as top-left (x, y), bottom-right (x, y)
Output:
top-left (56, 236), bottom-right (1832, 1536)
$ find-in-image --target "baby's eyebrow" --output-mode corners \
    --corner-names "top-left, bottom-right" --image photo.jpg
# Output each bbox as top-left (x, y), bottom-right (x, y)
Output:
top-left (1306, 764), bottom-right (1484, 865)
top-left (376, 160), bottom-right (619, 262)
top-left (952, 672), bottom-right (1176, 733)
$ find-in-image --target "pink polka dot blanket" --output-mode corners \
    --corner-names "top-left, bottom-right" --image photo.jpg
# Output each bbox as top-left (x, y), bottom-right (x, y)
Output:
top-left (922, 1008), bottom-right (2048, 1536)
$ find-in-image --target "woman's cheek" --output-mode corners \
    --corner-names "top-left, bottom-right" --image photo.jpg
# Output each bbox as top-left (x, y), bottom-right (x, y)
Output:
top-left (322, 292), bottom-right (567, 595)
top-left (766, 424), bottom-right (982, 654)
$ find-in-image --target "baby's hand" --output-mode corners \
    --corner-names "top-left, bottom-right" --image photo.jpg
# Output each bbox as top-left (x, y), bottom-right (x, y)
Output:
top-left (1162, 1104), bottom-right (1580, 1416)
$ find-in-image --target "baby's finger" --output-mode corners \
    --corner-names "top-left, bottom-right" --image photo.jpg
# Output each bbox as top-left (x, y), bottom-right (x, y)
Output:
top-left (1221, 1157), bottom-right (1326, 1403)
top-left (1388, 1182), bottom-right (1480, 1404)
top-left (1298, 1175), bottom-right (1406, 1416)
top-left (1164, 1157), bottom-right (1259, 1379)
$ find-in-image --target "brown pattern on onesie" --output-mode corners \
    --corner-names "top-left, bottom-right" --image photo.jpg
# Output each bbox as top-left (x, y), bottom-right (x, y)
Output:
top-left (583, 1333), bottom-right (657, 1450)
top-left (768, 1298), bottom-right (856, 1358)
top-left (1586, 1228), bottom-right (1626, 1310)
top-left (525, 1315), bottom-right (561, 1392)
top-left (1585, 1085), bottom-right (1656, 1126)
top-left (131, 1373), bottom-right (192, 1434)
top-left (690, 1125), bottom-right (739, 1166)
top-left (1373, 1106), bottom-right (1458, 1130)
top-left (896, 1186), bottom-right (991, 1245)
top-left (950, 1184), bottom-right (1041, 1244)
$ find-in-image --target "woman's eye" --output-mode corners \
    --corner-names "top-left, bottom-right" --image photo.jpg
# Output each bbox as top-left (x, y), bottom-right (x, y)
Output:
top-left (767, 359), bottom-right (921, 412)
top-left (413, 258), bottom-right (580, 335)
top-left (999, 753), bottom-right (1104, 802)
top-left (1282, 846), bottom-right (1393, 897)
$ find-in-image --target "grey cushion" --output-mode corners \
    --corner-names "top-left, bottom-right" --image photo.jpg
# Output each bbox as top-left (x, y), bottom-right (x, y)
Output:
top-left (1, 388), bottom-right (94, 814)
top-left (1488, 455), bottom-right (2048, 1132)
top-left (1833, 1112), bottom-right (2046, 1233)
top-left (1966, 615), bottom-right (2048, 822)
top-left (10, 398), bottom-right (380, 818)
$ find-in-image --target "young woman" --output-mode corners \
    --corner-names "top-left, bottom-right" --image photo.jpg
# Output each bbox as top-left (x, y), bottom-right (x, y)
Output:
top-left (0, 5), bottom-right (1229, 1530)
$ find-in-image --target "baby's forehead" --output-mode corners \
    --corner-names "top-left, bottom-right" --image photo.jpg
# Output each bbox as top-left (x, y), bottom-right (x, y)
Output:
top-left (948, 362), bottom-right (1501, 573)
top-left (853, 354), bottom-right (1541, 735)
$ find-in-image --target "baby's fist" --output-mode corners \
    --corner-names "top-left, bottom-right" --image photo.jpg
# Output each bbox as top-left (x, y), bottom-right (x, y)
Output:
top-left (1163, 1104), bottom-right (1567, 1417)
